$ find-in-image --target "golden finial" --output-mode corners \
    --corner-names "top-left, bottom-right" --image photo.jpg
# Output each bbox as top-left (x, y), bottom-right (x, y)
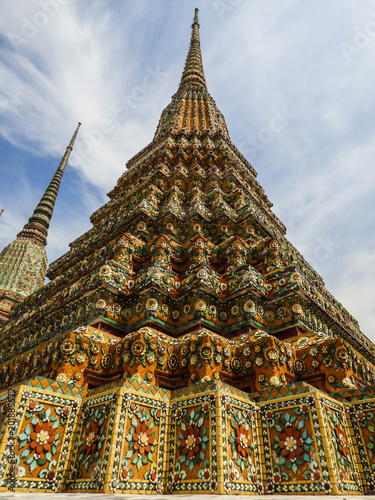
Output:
top-left (178, 8), bottom-right (206, 90)
top-left (193, 7), bottom-right (199, 26)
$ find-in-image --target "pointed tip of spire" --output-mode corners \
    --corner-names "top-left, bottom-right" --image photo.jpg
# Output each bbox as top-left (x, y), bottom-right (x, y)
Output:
top-left (178, 7), bottom-right (207, 91)
top-left (194, 7), bottom-right (199, 24)
top-left (18, 123), bottom-right (81, 245)
top-left (67, 122), bottom-right (81, 151)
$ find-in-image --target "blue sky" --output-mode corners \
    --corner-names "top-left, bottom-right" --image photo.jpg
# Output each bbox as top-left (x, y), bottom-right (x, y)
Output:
top-left (0, 0), bottom-right (374, 342)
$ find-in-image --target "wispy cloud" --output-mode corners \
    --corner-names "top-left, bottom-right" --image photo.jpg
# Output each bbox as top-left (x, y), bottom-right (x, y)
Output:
top-left (0, 0), bottom-right (374, 343)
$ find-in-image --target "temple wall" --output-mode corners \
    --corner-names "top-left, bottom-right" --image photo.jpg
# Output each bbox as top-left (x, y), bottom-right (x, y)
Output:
top-left (0, 378), bottom-right (372, 494)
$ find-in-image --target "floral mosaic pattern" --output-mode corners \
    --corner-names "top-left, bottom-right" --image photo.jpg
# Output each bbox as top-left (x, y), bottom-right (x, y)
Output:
top-left (260, 395), bottom-right (333, 494)
top-left (1, 6), bottom-right (375, 496)
top-left (348, 401), bottom-right (375, 494)
top-left (109, 392), bottom-right (167, 493)
top-left (50, 323), bottom-right (370, 401)
top-left (67, 392), bottom-right (116, 491)
top-left (0, 388), bottom-right (79, 491)
top-left (0, 339), bottom-right (63, 390)
top-left (221, 393), bottom-right (261, 493)
top-left (168, 394), bottom-right (216, 493)
top-left (323, 399), bottom-right (361, 493)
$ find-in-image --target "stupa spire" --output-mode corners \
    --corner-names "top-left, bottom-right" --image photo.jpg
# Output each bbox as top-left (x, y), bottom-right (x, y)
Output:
top-left (178, 8), bottom-right (207, 91)
top-left (18, 122), bottom-right (81, 246)
top-left (153, 9), bottom-right (229, 139)
top-left (0, 123), bottom-right (81, 322)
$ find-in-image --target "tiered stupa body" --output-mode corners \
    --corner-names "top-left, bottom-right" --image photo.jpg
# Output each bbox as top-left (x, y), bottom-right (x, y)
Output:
top-left (0, 10), bottom-right (374, 496)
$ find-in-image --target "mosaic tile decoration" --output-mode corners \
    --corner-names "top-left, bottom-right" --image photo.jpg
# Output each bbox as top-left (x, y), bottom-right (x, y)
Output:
top-left (108, 389), bottom-right (168, 494)
top-left (220, 390), bottom-right (262, 494)
top-left (319, 395), bottom-right (361, 493)
top-left (0, 385), bottom-right (80, 492)
top-left (66, 389), bottom-right (117, 492)
top-left (346, 398), bottom-right (375, 494)
top-left (259, 392), bottom-right (331, 494)
top-left (0, 6), bottom-right (375, 496)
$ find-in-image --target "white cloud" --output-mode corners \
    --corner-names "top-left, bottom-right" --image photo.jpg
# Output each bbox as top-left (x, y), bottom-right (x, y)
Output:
top-left (0, 0), bottom-right (374, 343)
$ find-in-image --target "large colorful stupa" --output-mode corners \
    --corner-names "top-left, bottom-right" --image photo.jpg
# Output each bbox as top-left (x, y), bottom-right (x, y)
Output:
top-left (0, 8), bottom-right (374, 496)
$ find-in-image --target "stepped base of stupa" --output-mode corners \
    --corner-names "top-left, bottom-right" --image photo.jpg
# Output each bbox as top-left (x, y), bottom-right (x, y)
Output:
top-left (0, 325), bottom-right (374, 495)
